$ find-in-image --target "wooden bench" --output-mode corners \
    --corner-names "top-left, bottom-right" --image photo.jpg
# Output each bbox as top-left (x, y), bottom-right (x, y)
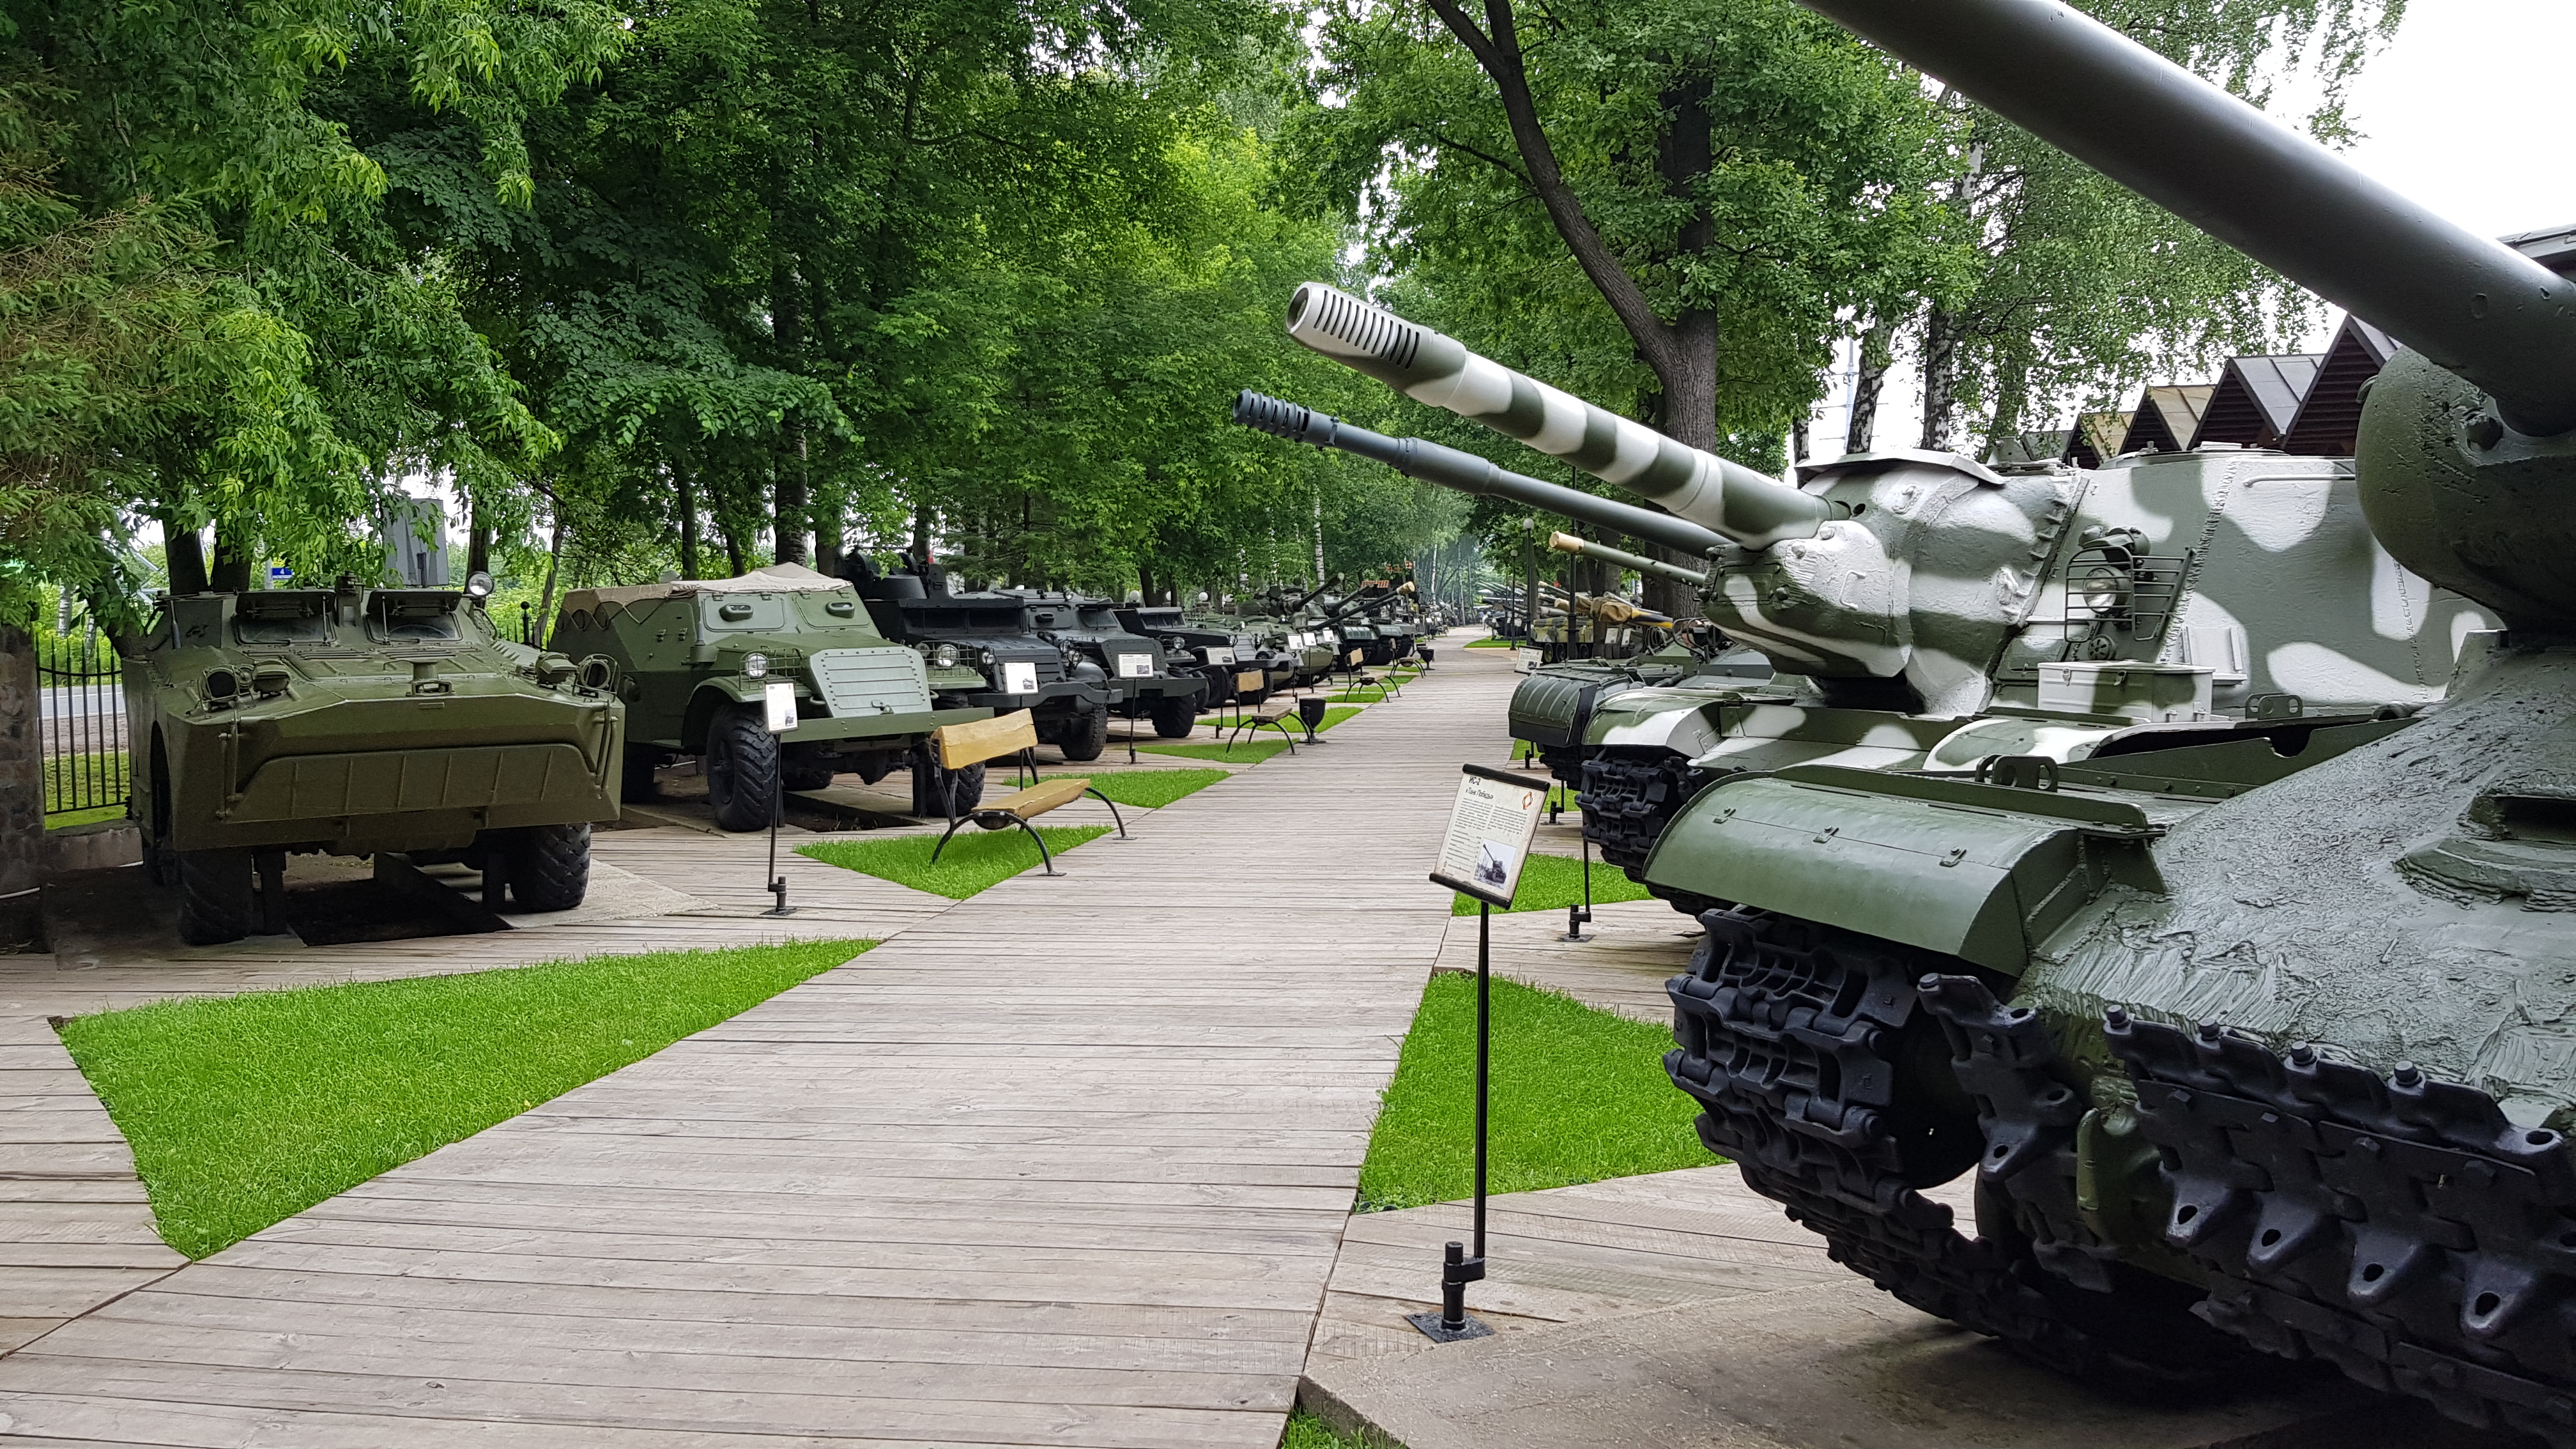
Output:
top-left (1223, 694), bottom-right (1301, 755)
top-left (926, 710), bottom-right (1126, 875)
top-left (1338, 646), bottom-right (1400, 702)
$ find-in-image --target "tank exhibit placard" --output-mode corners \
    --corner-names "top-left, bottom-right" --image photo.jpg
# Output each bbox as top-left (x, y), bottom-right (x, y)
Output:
top-left (1430, 763), bottom-right (1548, 909)
top-left (1002, 661), bottom-right (1039, 694)
top-left (763, 680), bottom-right (799, 733)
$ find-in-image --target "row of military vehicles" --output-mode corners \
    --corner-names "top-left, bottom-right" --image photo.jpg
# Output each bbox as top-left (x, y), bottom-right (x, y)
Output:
top-left (121, 546), bottom-right (1441, 945)
top-left (1238, 0), bottom-right (2576, 1433)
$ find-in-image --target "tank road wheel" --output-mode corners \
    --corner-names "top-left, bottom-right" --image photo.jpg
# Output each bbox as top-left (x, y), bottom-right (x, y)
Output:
top-left (620, 748), bottom-right (660, 801)
top-left (1150, 695), bottom-right (1198, 739)
top-left (1666, 910), bottom-right (2260, 1390)
top-left (1055, 704), bottom-right (1110, 762)
top-left (505, 822), bottom-right (591, 912)
top-left (779, 750), bottom-right (838, 793)
top-left (907, 746), bottom-right (987, 817)
top-left (175, 848), bottom-right (256, 946)
top-left (704, 703), bottom-right (781, 832)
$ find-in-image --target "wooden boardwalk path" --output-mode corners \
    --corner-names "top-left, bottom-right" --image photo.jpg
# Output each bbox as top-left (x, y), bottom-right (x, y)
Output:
top-left (0, 646), bottom-right (1521, 1446)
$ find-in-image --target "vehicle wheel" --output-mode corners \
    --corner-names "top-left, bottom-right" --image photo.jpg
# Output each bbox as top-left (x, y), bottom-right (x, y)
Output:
top-left (780, 751), bottom-right (838, 793)
top-left (907, 746), bottom-right (987, 816)
top-left (621, 748), bottom-right (660, 801)
top-left (1056, 705), bottom-right (1109, 762)
top-left (1150, 695), bottom-right (1198, 739)
top-left (147, 774), bottom-right (179, 887)
top-left (505, 822), bottom-right (590, 912)
top-left (704, 703), bottom-right (781, 832)
top-left (175, 848), bottom-right (255, 946)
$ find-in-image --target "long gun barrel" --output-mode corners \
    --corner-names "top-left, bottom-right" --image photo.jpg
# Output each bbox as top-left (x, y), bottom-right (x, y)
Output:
top-left (1232, 391), bottom-right (1734, 560)
top-left (1549, 531), bottom-right (1708, 588)
top-left (1281, 288), bottom-right (1838, 546)
top-left (1797, 0), bottom-right (2576, 437)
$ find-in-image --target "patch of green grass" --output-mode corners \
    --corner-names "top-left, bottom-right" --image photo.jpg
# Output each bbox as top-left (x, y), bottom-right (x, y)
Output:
top-left (1280, 1411), bottom-right (1374, 1448)
top-left (1466, 637), bottom-right (1521, 648)
top-left (1453, 849), bottom-right (1652, 915)
top-left (1358, 973), bottom-right (1713, 1213)
top-left (799, 825), bottom-right (1110, 898)
top-left (41, 749), bottom-right (128, 823)
top-left (1038, 769), bottom-right (1226, 809)
top-left (59, 939), bottom-right (867, 1259)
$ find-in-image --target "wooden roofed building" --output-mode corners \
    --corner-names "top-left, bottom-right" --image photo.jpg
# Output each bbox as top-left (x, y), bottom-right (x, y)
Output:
top-left (2116, 383), bottom-right (2214, 454)
top-left (2190, 353), bottom-right (2322, 449)
top-left (2058, 411), bottom-right (2132, 468)
top-left (2278, 316), bottom-right (2396, 457)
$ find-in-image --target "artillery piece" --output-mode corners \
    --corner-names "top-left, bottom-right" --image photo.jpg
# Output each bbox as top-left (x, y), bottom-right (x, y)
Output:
top-left (1281, 0), bottom-right (2576, 1435)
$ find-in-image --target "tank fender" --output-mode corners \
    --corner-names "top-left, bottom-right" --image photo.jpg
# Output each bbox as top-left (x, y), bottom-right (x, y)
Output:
top-left (1641, 764), bottom-right (2166, 975)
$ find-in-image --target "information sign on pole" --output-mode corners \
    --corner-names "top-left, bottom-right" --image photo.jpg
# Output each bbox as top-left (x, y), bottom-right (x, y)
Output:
top-left (1429, 763), bottom-right (1547, 910)
top-left (1409, 763), bottom-right (1544, 1344)
top-left (763, 680), bottom-right (799, 733)
top-left (760, 680), bottom-right (798, 917)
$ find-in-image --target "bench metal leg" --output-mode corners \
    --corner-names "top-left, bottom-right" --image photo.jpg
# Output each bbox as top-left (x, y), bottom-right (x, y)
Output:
top-left (929, 815), bottom-right (970, 865)
top-left (1017, 818), bottom-right (1061, 876)
top-left (1084, 789), bottom-right (1129, 838)
top-left (1261, 719), bottom-right (1296, 755)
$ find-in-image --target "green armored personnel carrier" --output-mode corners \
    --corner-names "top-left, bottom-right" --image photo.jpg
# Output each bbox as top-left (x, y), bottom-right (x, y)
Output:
top-left (127, 574), bottom-right (624, 944)
top-left (551, 562), bottom-right (988, 831)
top-left (1011, 590), bottom-right (1210, 741)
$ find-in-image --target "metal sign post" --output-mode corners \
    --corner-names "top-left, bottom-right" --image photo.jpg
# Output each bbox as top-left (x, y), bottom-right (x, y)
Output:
top-left (761, 680), bottom-right (799, 917)
top-left (1417, 763), bottom-right (1547, 1344)
top-left (1564, 834), bottom-right (1594, 943)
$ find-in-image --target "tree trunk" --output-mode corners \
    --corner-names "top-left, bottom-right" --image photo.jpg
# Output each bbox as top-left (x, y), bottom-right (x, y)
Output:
top-left (1919, 307), bottom-right (1963, 453)
top-left (910, 502), bottom-right (932, 564)
top-left (675, 465), bottom-right (701, 580)
top-left (771, 250), bottom-right (808, 566)
top-left (466, 500), bottom-right (491, 578)
top-left (1847, 319), bottom-right (1893, 454)
top-left (1984, 352), bottom-right (2031, 463)
top-left (814, 465), bottom-right (841, 576)
top-left (164, 519), bottom-right (208, 596)
top-left (534, 516), bottom-right (567, 650)
top-left (720, 521), bottom-right (746, 578)
top-left (208, 523), bottom-right (254, 593)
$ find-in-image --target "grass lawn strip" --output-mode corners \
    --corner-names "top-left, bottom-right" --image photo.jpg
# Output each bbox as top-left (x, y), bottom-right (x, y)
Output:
top-left (1464, 636), bottom-right (1519, 648)
top-left (1036, 768), bottom-right (1227, 809)
top-left (59, 939), bottom-right (868, 1259)
top-left (1133, 705), bottom-right (1360, 763)
top-left (1360, 972), bottom-right (1711, 1211)
top-left (1453, 848), bottom-right (1651, 916)
top-left (1282, 1411), bottom-right (1371, 1448)
top-left (799, 825), bottom-right (1110, 898)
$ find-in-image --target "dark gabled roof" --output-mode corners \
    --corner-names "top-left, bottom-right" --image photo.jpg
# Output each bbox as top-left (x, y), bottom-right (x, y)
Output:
top-left (2060, 411), bottom-right (2132, 468)
top-left (2117, 384), bottom-right (2214, 455)
top-left (1988, 429), bottom-right (2071, 466)
top-left (2190, 353), bottom-right (2323, 448)
top-left (2504, 222), bottom-right (2576, 277)
top-left (2279, 314), bottom-right (2398, 457)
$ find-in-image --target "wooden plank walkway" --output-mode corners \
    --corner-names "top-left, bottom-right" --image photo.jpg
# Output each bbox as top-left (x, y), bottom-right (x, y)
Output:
top-left (0, 647), bottom-right (1521, 1446)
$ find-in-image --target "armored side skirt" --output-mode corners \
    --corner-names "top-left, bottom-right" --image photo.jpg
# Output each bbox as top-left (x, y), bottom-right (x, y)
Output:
top-left (180, 742), bottom-right (617, 854)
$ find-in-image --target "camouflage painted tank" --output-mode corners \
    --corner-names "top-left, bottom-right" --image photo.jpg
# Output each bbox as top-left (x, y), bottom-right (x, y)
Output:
top-left (1329, 0), bottom-right (2576, 1435)
top-left (551, 562), bottom-right (987, 831)
top-left (126, 574), bottom-right (624, 944)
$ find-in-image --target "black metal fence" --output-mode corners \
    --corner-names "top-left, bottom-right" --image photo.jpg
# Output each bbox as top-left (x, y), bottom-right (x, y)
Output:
top-left (36, 618), bottom-right (129, 822)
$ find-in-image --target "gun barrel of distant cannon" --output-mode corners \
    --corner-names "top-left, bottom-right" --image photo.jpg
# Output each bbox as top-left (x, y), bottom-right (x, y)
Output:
top-left (1548, 532), bottom-right (1707, 588)
top-left (1231, 391), bottom-right (1733, 561)
top-left (1282, 288), bottom-right (1836, 545)
top-left (1797, 0), bottom-right (2576, 436)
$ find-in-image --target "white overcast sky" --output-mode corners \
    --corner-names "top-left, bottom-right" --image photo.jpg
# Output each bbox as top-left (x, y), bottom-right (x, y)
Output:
top-left (1808, 0), bottom-right (2576, 459)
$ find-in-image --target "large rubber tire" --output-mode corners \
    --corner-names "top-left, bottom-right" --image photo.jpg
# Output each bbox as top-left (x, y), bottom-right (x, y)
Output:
top-left (1150, 695), bottom-right (1198, 739)
top-left (908, 747), bottom-right (988, 816)
top-left (146, 774), bottom-right (179, 887)
top-left (1055, 705), bottom-right (1110, 762)
top-left (780, 751), bottom-right (838, 793)
top-left (621, 748), bottom-right (660, 801)
top-left (704, 703), bottom-right (781, 832)
top-left (175, 848), bottom-right (255, 946)
top-left (505, 822), bottom-right (591, 912)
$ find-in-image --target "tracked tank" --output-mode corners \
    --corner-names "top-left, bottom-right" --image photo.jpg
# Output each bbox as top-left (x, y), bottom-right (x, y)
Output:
top-left (1333, 0), bottom-right (2576, 1435)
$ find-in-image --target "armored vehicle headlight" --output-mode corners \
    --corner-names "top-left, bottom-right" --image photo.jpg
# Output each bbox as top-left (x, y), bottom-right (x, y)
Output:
top-left (251, 664), bottom-right (291, 696)
top-left (979, 648), bottom-right (997, 666)
top-left (203, 667), bottom-right (241, 702)
top-left (743, 652), bottom-right (769, 678)
top-left (464, 569), bottom-right (495, 600)
top-left (933, 643), bottom-right (960, 668)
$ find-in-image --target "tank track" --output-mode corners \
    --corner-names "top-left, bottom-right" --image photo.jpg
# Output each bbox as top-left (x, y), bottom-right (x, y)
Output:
top-left (1577, 749), bottom-right (1706, 871)
top-left (2109, 1014), bottom-right (2576, 1444)
top-left (1665, 910), bottom-right (2257, 1386)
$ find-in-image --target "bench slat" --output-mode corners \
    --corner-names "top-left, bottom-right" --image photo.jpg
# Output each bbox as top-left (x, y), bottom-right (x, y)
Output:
top-left (933, 709), bottom-right (1039, 770)
top-left (977, 776), bottom-right (1090, 821)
